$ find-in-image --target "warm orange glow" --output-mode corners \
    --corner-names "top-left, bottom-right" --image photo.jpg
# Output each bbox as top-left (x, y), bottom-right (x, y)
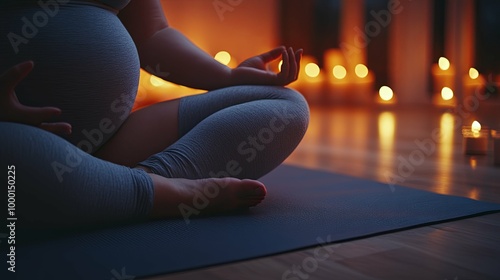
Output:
top-left (436, 112), bottom-right (454, 194)
top-left (332, 65), bottom-right (347, 79)
top-left (214, 51), bottom-right (231, 65)
top-left (438, 57), bottom-right (450, 71)
top-left (149, 75), bottom-right (166, 87)
top-left (470, 158), bottom-right (477, 170)
top-left (440, 113), bottom-right (454, 133)
top-left (354, 64), bottom-right (368, 78)
top-left (469, 67), bottom-right (479, 79)
top-left (376, 111), bottom-right (396, 184)
top-left (471, 120), bottom-right (481, 133)
top-left (440, 87), bottom-right (454, 101)
top-left (378, 112), bottom-right (395, 145)
top-left (278, 60), bottom-right (283, 72)
top-left (379, 86), bottom-right (394, 101)
top-left (468, 187), bottom-right (479, 199)
top-left (305, 63), bottom-right (320, 78)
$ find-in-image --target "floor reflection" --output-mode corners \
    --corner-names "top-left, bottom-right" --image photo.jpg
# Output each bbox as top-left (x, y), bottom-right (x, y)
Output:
top-left (376, 111), bottom-right (396, 183)
top-left (286, 105), bottom-right (499, 202)
top-left (434, 112), bottom-right (454, 194)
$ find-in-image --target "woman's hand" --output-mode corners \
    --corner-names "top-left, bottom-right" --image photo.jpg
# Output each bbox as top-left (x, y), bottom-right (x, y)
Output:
top-left (230, 46), bottom-right (302, 86)
top-left (0, 61), bottom-right (72, 135)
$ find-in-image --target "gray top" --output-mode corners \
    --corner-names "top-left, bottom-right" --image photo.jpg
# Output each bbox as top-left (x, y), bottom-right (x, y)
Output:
top-left (0, 0), bottom-right (131, 11)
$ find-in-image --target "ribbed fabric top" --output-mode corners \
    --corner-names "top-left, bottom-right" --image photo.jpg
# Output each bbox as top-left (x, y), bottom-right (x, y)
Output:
top-left (0, 0), bottom-right (131, 11)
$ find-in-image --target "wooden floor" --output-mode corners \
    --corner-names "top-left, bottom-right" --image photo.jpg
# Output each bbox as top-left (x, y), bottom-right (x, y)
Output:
top-left (145, 100), bottom-right (500, 280)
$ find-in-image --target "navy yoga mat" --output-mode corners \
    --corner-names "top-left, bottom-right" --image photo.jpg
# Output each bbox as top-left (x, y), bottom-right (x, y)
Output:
top-left (5, 165), bottom-right (500, 279)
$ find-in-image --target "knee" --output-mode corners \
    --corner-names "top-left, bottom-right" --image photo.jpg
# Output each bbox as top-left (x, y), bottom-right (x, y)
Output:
top-left (274, 87), bottom-right (310, 135)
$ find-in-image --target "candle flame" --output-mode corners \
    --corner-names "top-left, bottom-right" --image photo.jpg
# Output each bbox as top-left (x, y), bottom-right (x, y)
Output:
top-left (305, 63), bottom-right (320, 78)
top-left (354, 64), bottom-right (368, 78)
top-left (438, 57), bottom-right (450, 71)
top-left (278, 60), bottom-right (283, 71)
top-left (441, 87), bottom-right (454, 101)
top-left (471, 120), bottom-right (481, 133)
top-left (332, 65), bottom-right (347, 79)
top-left (379, 86), bottom-right (394, 101)
top-left (469, 67), bottom-right (479, 79)
top-left (214, 51), bottom-right (231, 65)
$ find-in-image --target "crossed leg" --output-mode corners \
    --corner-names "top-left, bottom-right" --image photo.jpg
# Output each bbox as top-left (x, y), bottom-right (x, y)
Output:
top-left (94, 85), bottom-right (309, 219)
top-left (91, 97), bottom-right (266, 219)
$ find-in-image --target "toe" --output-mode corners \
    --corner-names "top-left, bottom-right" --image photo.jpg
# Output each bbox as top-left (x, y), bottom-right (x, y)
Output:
top-left (237, 179), bottom-right (267, 198)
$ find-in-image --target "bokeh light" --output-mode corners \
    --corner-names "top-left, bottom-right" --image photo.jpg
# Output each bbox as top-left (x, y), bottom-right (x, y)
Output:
top-left (214, 51), bottom-right (231, 65)
top-left (469, 67), bottom-right (479, 79)
top-left (379, 86), bottom-right (394, 101)
top-left (305, 63), bottom-right (320, 78)
top-left (354, 64), bottom-right (368, 78)
top-left (438, 57), bottom-right (450, 71)
top-left (441, 87), bottom-right (454, 101)
top-left (332, 65), bottom-right (347, 79)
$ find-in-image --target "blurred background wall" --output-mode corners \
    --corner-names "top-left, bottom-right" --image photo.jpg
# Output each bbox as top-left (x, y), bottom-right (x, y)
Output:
top-left (161, 0), bottom-right (279, 62)
top-left (135, 0), bottom-right (500, 109)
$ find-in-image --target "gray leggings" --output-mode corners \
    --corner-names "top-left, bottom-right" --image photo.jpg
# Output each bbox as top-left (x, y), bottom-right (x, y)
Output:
top-left (1, 86), bottom-right (309, 228)
top-left (140, 85), bottom-right (309, 180)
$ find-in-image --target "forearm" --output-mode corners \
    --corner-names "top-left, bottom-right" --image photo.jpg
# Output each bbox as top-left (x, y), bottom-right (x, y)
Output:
top-left (119, 0), bottom-right (299, 89)
top-left (136, 27), bottom-right (233, 90)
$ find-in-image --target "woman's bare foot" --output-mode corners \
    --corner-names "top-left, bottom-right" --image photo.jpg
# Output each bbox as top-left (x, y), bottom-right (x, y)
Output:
top-left (147, 173), bottom-right (267, 222)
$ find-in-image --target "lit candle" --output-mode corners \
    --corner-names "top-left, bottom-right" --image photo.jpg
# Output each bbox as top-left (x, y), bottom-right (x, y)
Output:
top-left (431, 57), bottom-right (455, 106)
top-left (351, 63), bottom-right (374, 104)
top-left (377, 85), bottom-right (396, 104)
top-left (463, 67), bottom-right (485, 100)
top-left (492, 130), bottom-right (500, 165)
top-left (323, 48), bottom-right (345, 74)
top-left (323, 49), bottom-right (349, 104)
top-left (440, 87), bottom-right (454, 101)
top-left (325, 64), bottom-right (350, 104)
top-left (292, 55), bottom-right (325, 103)
top-left (462, 120), bottom-right (489, 155)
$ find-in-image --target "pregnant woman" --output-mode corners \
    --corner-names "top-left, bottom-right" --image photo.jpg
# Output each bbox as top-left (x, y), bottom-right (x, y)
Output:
top-left (0, 0), bottom-right (309, 228)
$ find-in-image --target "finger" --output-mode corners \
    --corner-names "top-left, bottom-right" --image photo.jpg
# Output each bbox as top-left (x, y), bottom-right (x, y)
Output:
top-left (294, 49), bottom-right (303, 81)
top-left (286, 47), bottom-right (296, 83)
top-left (258, 46), bottom-right (286, 64)
top-left (40, 122), bottom-right (72, 135)
top-left (15, 105), bottom-right (62, 126)
top-left (278, 49), bottom-right (290, 83)
top-left (0, 61), bottom-right (34, 92)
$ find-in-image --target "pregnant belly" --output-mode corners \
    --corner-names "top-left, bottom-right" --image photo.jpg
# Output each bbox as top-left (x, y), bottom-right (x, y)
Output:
top-left (0, 3), bottom-right (140, 153)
